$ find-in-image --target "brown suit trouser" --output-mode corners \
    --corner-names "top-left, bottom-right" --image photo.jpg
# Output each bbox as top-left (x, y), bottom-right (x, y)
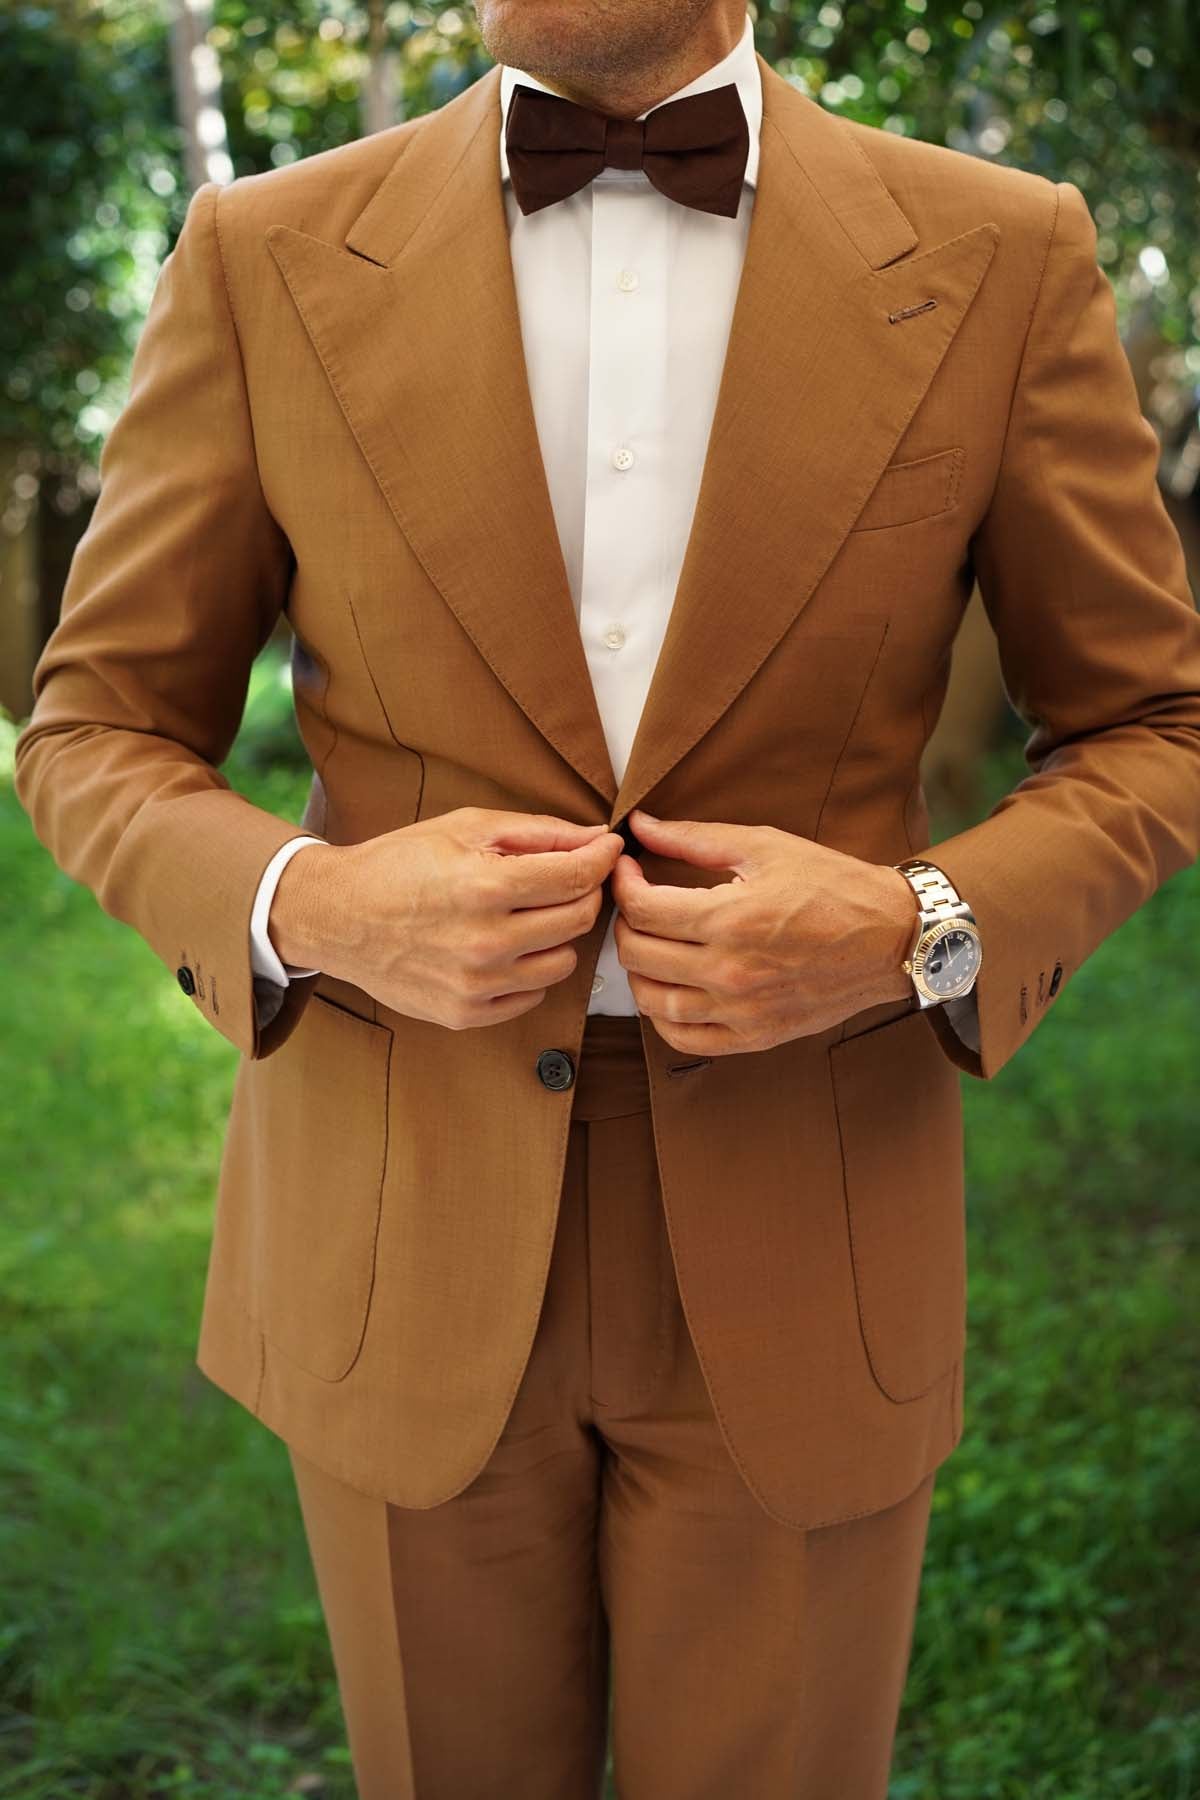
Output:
top-left (288, 1013), bottom-right (936, 1799)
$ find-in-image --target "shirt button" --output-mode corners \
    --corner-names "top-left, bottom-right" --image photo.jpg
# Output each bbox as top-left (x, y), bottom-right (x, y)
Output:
top-left (617, 268), bottom-right (639, 292)
top-left (611, 445), bottom-right (635, 472)
top-left (602, 623), bottom-right (627, 650)
top-left (591, 974), bottom-right (606, 994)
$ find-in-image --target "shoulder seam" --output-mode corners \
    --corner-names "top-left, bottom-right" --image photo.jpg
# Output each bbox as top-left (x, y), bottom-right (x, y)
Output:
top-left (209, 181), bottom-right (248, 373)
top-left (208, 181), bottom-right (291, 559)
top-left (976, 179), bottom-right (1063, 521)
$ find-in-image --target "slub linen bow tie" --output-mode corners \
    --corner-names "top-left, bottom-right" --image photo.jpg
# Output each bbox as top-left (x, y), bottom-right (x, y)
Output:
top-left (504, 80), bottom-right (750, 219)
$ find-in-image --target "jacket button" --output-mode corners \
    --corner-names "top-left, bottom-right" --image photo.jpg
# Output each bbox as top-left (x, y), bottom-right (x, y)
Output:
top-left (536, 1048), bottom-right (575, 1091)
top-left (1048, 962), bottom-right (1063, 997)
top-left (176, 964), bottom-right (196, 997)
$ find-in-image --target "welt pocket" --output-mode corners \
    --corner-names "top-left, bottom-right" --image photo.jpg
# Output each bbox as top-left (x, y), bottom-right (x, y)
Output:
top-left (850, 446), bottom-right (964, 533)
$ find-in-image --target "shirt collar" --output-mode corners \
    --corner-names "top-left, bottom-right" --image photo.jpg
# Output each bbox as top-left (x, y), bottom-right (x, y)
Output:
top-left (498, 10), bottom-right (761, 192)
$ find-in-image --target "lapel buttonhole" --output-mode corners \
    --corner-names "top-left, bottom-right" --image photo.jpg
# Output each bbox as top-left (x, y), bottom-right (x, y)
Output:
top-left (888, 298), bottom-right (939, 324)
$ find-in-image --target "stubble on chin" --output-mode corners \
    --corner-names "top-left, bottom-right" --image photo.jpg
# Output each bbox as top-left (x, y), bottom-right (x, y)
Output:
top-left (473, 0), bottom-right (700, 96)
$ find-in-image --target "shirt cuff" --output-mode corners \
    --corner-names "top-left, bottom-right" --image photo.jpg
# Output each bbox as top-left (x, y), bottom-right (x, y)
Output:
top-left (249, 835), bottom-right (327, 986)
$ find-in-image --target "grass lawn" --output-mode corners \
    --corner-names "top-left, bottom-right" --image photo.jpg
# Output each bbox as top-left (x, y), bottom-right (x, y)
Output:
top-left (1, 651), bottom-right (1197, 1798)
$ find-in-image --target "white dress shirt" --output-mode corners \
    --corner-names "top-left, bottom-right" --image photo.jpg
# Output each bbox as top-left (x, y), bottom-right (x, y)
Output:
top-left (250, 12), bottom-right (980, 1049)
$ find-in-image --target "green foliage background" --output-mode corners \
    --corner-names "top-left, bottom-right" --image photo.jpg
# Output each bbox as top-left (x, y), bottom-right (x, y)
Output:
top-left (0, 4), bottom-right (177, 460)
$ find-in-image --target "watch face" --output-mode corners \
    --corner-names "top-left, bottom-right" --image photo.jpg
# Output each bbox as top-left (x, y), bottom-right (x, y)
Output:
top-left (921, 926), bottom-right (981, 998)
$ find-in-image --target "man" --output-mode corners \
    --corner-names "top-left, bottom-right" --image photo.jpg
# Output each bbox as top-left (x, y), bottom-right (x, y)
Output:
top-left (13, 0), bottom-right (1200, 1791)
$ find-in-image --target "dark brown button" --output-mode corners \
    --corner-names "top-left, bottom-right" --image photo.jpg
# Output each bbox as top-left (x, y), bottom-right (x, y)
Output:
top-left (176, 964), bottom-right (196, 996)
top-left (536, 1048), bottom-right (575, 1091)
top-left (1048, 962), bottom-right (1063, 997)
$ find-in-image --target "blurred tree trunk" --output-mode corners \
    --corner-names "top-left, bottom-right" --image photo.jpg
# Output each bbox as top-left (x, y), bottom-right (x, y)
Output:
top-left (360, 0), bottom-right (403, 137)
top-left (0, 447), bottom-right (39, 723)
top-left (165, 0), bottom-right (230, 192)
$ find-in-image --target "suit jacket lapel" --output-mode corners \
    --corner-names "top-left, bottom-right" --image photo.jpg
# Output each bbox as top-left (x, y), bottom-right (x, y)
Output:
top-left (266, 56), bottom-right (999, 822)
top-left (266, 66), bottom-right (620, 806)
top-left (610, 55), bottom-right (998, 819)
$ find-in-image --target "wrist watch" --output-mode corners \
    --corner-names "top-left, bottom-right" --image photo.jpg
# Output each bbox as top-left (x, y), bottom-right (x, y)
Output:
top-left (892, 858), bottom-right (983, 1008)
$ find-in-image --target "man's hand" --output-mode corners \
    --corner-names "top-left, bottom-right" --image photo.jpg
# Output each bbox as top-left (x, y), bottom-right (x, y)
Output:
top-left (269, 807), bottom-right (623, 1030)
top-left (612, 808), bottom-right (920, 1055)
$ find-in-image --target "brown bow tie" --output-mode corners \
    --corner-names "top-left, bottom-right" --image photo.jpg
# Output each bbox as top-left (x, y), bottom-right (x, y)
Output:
top-left (504, 80), bottom-right (749, 220)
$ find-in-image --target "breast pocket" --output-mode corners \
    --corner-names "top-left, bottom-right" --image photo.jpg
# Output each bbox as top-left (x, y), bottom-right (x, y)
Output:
top-left (850, 446), bottom-right (964, 533)
top-left (828, 1006), bottom-right (966, 1402)
top-left (243, 989), bottom-right (393, 1382)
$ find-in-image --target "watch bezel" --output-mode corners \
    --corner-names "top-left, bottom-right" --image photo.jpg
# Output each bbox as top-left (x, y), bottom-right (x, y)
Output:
top-left (906, 916), bottom-right (983, 1004)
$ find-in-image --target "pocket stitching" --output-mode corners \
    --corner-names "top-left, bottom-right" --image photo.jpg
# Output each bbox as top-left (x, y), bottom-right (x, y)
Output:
top-left (850, 445), bottom-right (964, 533)
top-left (828, 1013), bottom-right (964, 1403)
top-left (254, 994), bottom-right (393, 1383)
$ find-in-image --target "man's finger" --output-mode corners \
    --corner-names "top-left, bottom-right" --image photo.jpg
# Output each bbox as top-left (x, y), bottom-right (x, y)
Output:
top-left (628, 970), bottom-right (718, 1024)
top-left (482, 812), bottom-right (613, 854)
top-left (493, 833), bottom-right (622, 907)
top-left (612, 853), bottom-right (726, 941)
top-left (616, 919), bottom-right (714, 987)
top-left (628, 808), bottom-right (760, 872)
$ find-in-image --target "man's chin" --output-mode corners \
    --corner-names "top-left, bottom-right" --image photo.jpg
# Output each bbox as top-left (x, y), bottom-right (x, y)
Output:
top-left (477, 0), bottom-right (593, 65)
top-left (476, 0), bottom-right (659, 89)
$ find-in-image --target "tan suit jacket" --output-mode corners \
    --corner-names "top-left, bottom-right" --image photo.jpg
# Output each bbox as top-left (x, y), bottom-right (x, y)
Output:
top-left (15, 56), bottom-right (1200, 1530)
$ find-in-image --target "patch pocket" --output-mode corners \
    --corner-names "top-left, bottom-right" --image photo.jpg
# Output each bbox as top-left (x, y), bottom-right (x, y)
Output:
top-left (828, 1007), bottom-right (965, 1402)
top-left (244, 990), bottom-right (393, 1382)
top-left (850, 446), bottom-right (964, 532)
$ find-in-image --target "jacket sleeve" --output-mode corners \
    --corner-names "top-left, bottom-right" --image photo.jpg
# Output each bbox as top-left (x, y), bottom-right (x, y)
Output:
top-left (941, 991), bottom-right (979, 1055)
top-left (915, 179), bottom-right (1200, 1081)
top-left (12, 178), bottom-right (321, 1062)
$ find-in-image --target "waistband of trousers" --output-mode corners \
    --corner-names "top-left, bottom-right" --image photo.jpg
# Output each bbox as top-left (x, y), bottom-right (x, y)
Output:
top-left (570, 1013), bottom-right (652, 1121)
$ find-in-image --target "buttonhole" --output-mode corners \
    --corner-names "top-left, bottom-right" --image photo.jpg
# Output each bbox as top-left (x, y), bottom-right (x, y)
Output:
top-left (888, 298), bottom-right (938, 324)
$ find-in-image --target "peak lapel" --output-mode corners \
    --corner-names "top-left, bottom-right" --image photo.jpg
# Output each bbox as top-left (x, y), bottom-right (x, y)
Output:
top-left (609, 55), bottom-right (999, 822)
top-left (266, 65), bottom-right (620, 807)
